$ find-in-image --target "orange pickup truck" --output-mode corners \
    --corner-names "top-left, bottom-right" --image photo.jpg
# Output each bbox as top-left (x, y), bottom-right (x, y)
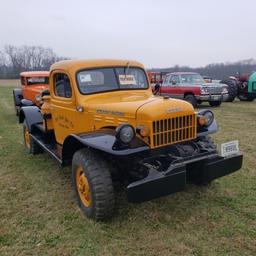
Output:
top-left (13, 71), bottom-right (49, 116)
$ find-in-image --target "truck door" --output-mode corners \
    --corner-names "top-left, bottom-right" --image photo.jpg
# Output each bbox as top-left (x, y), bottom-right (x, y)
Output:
top-left (161, 75), bottom-right (181, 98)
top-left (50, 72), bottom-right (77, 145)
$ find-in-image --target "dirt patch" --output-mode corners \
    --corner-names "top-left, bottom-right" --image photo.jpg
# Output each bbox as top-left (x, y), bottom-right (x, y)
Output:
top-left (0, 79), bottom-right (20, 88)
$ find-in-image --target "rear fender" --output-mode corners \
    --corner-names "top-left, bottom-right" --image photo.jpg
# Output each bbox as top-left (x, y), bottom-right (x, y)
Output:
top-left (19, 106), bottom-right (43, 131)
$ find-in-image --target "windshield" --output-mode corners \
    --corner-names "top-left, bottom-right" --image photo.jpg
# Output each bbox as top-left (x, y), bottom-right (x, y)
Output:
top-left (180, 74), bottom-right (204, 84)
top-left (27, 77), bottom-right (49, 85)
top-left (77, 67), bottom-right (148, 94)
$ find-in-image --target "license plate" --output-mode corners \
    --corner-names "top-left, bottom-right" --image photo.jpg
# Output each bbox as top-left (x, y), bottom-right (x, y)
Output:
top-left (221, 140), bottom-right (239, 157)
top-left (212, 95), bottom-right (220, 100)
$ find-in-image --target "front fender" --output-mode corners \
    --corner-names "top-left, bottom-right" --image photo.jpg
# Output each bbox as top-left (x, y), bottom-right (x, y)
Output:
top-left (62, 130), bottom-right (149, 163)
top-left (19, 106), bottom-right (43, 131)
top-left (13, 88), bottom-right (23, 106)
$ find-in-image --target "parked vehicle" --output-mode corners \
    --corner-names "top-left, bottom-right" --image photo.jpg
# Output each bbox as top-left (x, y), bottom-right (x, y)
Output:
top-left (203, 76), bottom-right (213, 83)
top-left (19, 60), bottom-right (243, 220)
top-left (220, 72), bottom-right (256, 101)
top-left (13, 71), bottom-right (49, 116)
top-left (147, 71), bottom-right (165, 85)
top-left (154, 72), bottom-right (228, 107)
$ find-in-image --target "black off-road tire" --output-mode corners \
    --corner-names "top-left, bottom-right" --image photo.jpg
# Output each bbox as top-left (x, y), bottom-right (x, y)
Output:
top-left (209, 101), bottom-right (222, 107)
top-left (184, 94), bottom-right (197, 108)
top-left (23, 122), bottom-right (42, 154)
top-left (220, 79), bottom-right (238, 102)
top-left (238, 94), bottom-right (255, 101)
top-left (72, 148), bottom-right (115, 221)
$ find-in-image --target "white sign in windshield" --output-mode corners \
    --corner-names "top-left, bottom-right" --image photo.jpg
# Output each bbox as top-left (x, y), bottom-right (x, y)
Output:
top-left (80, 74), bottom-right (92, 83)
top-left (119, 75), bottom-right (136, 85)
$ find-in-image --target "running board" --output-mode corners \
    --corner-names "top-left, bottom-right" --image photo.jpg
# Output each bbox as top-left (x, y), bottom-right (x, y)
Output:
top-left (30, 134), bottom-right (62, 164)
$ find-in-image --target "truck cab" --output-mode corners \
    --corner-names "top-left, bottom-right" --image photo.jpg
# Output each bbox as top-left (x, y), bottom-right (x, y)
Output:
top-left (19, 60), bottom-right (242, 220)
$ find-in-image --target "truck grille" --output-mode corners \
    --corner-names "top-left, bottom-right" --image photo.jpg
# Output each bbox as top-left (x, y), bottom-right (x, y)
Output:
top-left (204, 87), bottom-right (223, 94)
top-left (152, 114), bottom-right (196, 148)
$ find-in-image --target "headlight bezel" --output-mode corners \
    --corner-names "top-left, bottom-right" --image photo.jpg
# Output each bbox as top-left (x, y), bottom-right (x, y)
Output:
top-left (115, 124), bottom-right (135, 144)
top-left (222, 87), bottom-right (228, 94)
top-left (197, 110), bottom-right (214, 127)
top-left (200, 87), bottom-right (209, 95)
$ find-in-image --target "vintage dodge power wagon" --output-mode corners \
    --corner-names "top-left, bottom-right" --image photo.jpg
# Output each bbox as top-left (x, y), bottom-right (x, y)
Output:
top-left (13, 71), bottom-right (49, 116)
top-left (19, 60), bottom-right (243, 220)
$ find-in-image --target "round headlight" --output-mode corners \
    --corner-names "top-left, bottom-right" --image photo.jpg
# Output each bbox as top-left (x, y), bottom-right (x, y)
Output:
top-left (222, 87), bottom-right (228, 94)
top-left (116, 124), bottom-right (135, 144)
top-left (203, 110), bottom-right (214, 126)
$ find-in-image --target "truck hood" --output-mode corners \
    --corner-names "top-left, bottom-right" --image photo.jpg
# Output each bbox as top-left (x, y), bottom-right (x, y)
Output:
top-left (29, 84), bottom-right (49, 93)
top-left (201, 82), bottom-right (225, 88)
top-left (84, 91), bottom-right (194, 119)
top-left (180, 83), bottom-right (226, 89)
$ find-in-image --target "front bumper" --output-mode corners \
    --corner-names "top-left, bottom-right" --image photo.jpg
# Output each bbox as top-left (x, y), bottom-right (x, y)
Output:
top-left (126, 152), bottom-right (243, 203)
top-left (196, 94), bottom-right (228, 101)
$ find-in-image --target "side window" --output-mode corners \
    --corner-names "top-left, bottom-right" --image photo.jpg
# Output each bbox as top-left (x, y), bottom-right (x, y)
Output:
top-left (169, 75), bottom-right (180, 85)
top-left (54, 73), bottom-right (72, 98)
top-left (21, 76), bottom-right (26, 85)
top-left (162, 76), bottom-right (170, 86)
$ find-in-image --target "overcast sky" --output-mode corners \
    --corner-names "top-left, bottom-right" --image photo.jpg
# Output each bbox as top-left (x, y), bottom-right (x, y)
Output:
top-left (0, 0), bottom-right (255, 68)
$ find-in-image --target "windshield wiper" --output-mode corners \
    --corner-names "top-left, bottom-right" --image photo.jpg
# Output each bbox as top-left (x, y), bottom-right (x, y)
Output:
top-left (125, 61), bottom-right (130, 78)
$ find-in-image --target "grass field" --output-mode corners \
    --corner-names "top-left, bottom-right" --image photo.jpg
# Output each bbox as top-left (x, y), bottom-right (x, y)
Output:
top-left (0, 80), bottom-right (255, 256)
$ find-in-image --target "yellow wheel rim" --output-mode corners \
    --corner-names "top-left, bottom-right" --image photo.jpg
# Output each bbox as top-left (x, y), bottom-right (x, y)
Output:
top-left (76, 166), bottom-right (91, 207)
top-left (24, 127), bottom-right (31, 149)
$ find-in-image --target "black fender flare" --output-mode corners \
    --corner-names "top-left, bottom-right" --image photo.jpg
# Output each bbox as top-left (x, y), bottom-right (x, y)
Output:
top-left (13, 88), bottom-right (23, 106)
top-left (20, 99), bottom-right (34, 106)
top-left (62, 131), bottom-right (149, 163)
top-left (19, 106), bottom-right (43, 131)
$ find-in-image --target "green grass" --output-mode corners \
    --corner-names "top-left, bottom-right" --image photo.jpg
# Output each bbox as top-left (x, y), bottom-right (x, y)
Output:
top-left (0, 80), bottom-right (256, 255)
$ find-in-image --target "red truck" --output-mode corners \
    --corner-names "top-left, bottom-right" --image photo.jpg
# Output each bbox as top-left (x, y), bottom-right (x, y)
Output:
top-left (154, 72), bottom-right (228, 107)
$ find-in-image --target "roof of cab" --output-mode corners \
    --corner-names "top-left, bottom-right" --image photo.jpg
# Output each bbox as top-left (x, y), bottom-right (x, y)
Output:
top-left (20, 71), bottom-right (49, 77)
top-left (50, 59), bottom-right (145, 73)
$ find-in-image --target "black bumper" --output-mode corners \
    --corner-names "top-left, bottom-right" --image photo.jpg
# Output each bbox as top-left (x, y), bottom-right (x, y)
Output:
top-left (126, 153), bottom-right (243, 203)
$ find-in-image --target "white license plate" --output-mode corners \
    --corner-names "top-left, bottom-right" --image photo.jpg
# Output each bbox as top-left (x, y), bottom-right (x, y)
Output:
top-left (221, 140), bottom-right (239, 157)
top-left (212, 96), bottom-right (220, 100)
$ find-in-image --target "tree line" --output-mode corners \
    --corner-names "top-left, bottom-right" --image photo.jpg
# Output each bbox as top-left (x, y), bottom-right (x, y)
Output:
top-left (0, 45), bottom-right (255, 80)
top-left (0, 45), bottom-right (68, 78)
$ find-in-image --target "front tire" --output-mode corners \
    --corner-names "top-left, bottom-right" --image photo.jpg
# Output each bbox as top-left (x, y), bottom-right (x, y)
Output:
top-left (209, 101), bottom-right (221, 107)
top-left (185, 94), bottom-right (197, 108)
top-left (72, 148), bottom-right (115, 221)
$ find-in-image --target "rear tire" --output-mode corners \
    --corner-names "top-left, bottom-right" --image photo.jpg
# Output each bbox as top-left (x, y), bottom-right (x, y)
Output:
top-left (209, 101), bottom-right (221, 107)
top-left (23, 122), bottom-right (42, 154)
top-left (184, 94), bottom-right (197, 108)
top-left (72, 148), bottom-right (115, 221)
top-left (220, 79), bottom-right (238, 102)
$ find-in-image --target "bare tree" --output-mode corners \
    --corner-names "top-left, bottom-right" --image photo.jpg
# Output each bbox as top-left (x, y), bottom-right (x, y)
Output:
top-left (4, 45), bottom-right (69, 76)
top-left (0, 51), bottom-right (6, 66)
